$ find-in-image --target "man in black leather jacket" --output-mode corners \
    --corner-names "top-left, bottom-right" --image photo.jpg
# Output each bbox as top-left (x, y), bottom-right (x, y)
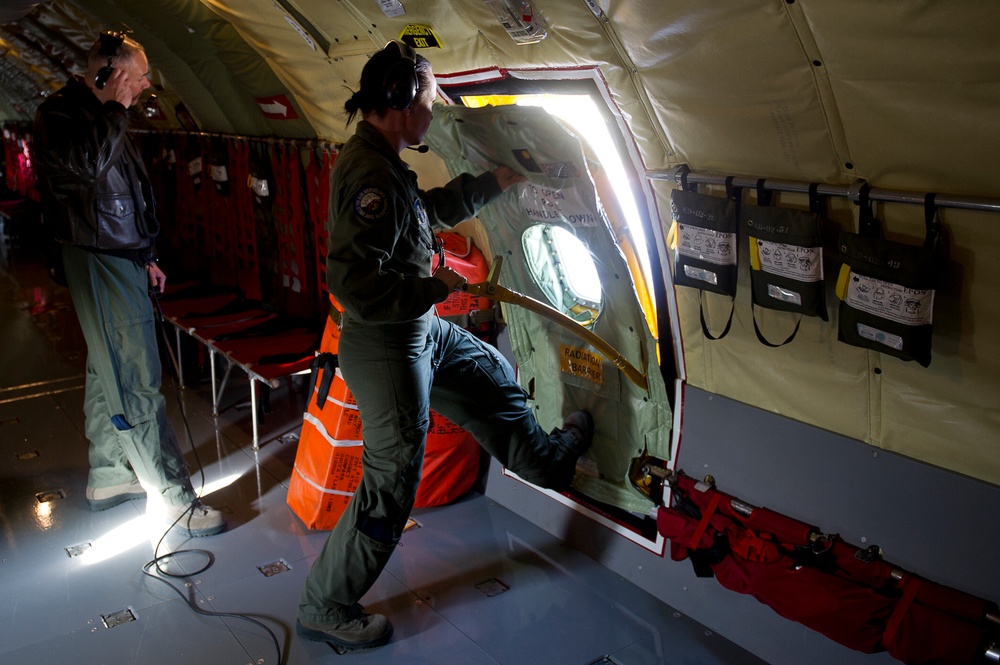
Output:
top-left (32, 33), bottom-right (225, 537)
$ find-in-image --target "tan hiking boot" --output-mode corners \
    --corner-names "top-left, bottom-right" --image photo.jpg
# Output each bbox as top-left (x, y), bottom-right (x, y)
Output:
top-left (167, 501), bottom-right (227, 537)
top-left (86, 478), bottom-right (146, 511)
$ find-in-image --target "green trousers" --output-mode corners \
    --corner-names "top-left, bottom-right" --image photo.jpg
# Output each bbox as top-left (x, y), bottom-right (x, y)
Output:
top-left (62, 245), bottom-right (195, 506)
top-left (298, 313), bottom-right (579, 624)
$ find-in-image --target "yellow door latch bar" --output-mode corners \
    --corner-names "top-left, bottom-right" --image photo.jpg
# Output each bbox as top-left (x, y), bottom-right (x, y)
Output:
top-left (462, 256), bottom-right (649, 392)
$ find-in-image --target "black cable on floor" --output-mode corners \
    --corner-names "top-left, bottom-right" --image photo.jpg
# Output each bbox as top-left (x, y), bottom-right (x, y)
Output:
top-left (141, 285), bottom-right (285, 665)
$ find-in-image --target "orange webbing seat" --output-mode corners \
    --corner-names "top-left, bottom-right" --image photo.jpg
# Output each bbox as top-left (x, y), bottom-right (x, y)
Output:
top-left (287, 233), bottom-right (490, 528)
top-left (415, 409), bottom-right (480, 508)
top-left (414, 231), bottom-right (492, 508)
top-left (286, 348), bottom-right (362, 530)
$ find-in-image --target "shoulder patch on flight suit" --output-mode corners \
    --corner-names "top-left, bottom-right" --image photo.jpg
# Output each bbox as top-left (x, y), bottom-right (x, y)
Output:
top-left (413, 197), bottom-right (429, 229)
top-left (354, 187), bottom-right (388, 221)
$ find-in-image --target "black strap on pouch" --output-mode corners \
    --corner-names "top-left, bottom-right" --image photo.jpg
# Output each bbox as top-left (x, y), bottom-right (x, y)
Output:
top-left (670, 178), bottom-right (740, 340)
top-left (744, 181), bottom-right (828, 348)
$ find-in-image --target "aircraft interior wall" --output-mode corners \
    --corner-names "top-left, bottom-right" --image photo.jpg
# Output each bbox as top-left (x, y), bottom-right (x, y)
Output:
top-left (2, 1), bottom-right (999, 663)
top-left (486, 384), bottom-right (1000, 665)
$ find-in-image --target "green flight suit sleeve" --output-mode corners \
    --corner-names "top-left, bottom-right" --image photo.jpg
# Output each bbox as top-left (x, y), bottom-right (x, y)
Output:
top-left (421, 171), bottom-right (502, 230)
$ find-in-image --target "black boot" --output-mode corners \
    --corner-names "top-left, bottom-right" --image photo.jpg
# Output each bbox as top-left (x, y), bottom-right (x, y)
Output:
top-left (548, 410), bottom-right (594, 490)
top-left (296, 610), bottom-right (393, 654)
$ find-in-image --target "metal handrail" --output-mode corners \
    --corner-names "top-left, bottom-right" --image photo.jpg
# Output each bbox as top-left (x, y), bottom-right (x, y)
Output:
top-left (648, 165), bottom-right (1000, 214)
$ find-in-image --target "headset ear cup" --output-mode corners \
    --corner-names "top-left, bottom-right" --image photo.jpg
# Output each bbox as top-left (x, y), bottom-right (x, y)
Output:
top-left (95, 30), bottom-right (125, 91)
top-left (382, 40), bottom-right (419, 110)
top-left (384, 60), bottom-right (418, 111)
top-left (95, 65), bottom-right (113, 90)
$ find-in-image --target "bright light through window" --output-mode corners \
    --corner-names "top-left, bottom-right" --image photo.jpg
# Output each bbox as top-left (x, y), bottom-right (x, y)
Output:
top-left (515, 95), bottom-right (651, 282)
top-left (461, 89), bottom-right (658, 336)
top-left (550, 225), bottom-right (601, 304)
top-left (523, 223), bottom-right (602, 326)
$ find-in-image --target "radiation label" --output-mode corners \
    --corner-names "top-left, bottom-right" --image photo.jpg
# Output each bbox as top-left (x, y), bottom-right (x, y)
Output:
top-left (560, 344), bottom-right (604, 384)
top-left (856, 323), bottom-right (904, 351)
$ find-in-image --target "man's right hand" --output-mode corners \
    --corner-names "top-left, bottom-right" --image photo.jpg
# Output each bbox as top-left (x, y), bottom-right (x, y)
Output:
top-left (93, 68), bottom-right (133, 107)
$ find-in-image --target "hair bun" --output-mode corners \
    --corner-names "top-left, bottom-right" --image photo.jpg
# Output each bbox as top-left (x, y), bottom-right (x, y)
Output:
top-left (344, 90), bottom-right (362, 113)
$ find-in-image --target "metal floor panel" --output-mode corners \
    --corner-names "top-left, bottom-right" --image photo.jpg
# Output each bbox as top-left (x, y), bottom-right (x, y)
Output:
top-left (0, 591), bottom-right (259, 665)
top-left (1, 254), bottom-right (761, 665)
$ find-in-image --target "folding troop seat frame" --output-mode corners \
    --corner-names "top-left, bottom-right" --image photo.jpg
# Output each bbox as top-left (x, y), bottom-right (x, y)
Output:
top-left (145, 132), bottom-right (336, 449)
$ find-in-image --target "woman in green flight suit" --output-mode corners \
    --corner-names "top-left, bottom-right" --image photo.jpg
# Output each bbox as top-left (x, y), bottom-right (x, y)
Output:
top-left (296, 40), bottom-right (593, 652)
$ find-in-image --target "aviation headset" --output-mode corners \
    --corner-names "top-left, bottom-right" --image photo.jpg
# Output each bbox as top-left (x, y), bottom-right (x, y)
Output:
top-left (94, 29), bottom-right (129, 90)
top-left (381, 40), bottom-right (419, 111)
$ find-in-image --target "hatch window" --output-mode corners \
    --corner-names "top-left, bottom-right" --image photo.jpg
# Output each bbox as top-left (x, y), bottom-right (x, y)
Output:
top-left (460, 89), bottom-right (657, 338)
top-left (522, 223), bottom-right (601, 326)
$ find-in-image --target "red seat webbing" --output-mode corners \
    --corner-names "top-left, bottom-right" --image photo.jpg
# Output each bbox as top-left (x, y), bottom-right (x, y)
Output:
top-left (305, 148), bottom-right (335, 298)
top-left (271, 142), bottom-right (307, 297)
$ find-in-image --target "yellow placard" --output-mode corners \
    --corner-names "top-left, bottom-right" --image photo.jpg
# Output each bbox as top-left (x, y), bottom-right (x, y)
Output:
top-left (399, 24), bottom-right (443, 49)
top-left (835, 263), bottom-right (852, 301)
top-left (749, 236), bottom-right (762, 271)
top-left (560, 344), bottom-right (604, 385)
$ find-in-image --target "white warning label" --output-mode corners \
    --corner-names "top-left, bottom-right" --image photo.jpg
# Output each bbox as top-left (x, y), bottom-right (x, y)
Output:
top-left (209, 164), bottom-right (228, 183)
top-left (857, 323), bottom-right (904, 351)
top-left (754, 240), bottom-right (822, 282)
top-left (519, 184), bottom-right (596, 227)
top-left (683, 264), bottom-right (719, 286)
top-left (844, 272), bottom-right (934, 326)
top-left (767, 283), bottom-right (802, 306)
top-left (676, 224), bottom-right (736, 266)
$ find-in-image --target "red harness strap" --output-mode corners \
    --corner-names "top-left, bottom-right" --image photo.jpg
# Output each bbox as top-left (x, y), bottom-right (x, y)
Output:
top-left (882, 574), bottom-right (922, 650)
top-left (228, 138), bottom-right (261, 300)
top-left (304, 147), bottom-right (334, 298)
top-left (3, 134), bottom-right (16, 189)
top-left (17, 138), bottom-right (37, 200)
top-left (689, 491), bottom-right (723, 551)
top-left (194, 135), bottom-right (212, 256)
top-left (205, 140), bottom-right (234, 265)
top-left (271, 142), bottom-right (307, 299)
top-left (172, 134), bottom-right (196, 248)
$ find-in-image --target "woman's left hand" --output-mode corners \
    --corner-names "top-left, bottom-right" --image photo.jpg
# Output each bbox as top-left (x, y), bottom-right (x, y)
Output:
top-left (492, 165), bottom-right (526, 192)
top-left (434, 266), bottom-right (467, 292)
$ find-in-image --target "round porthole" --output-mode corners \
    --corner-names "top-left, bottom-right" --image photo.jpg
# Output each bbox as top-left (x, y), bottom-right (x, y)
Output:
top-left (521, 224), bottom-right (602, 327)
